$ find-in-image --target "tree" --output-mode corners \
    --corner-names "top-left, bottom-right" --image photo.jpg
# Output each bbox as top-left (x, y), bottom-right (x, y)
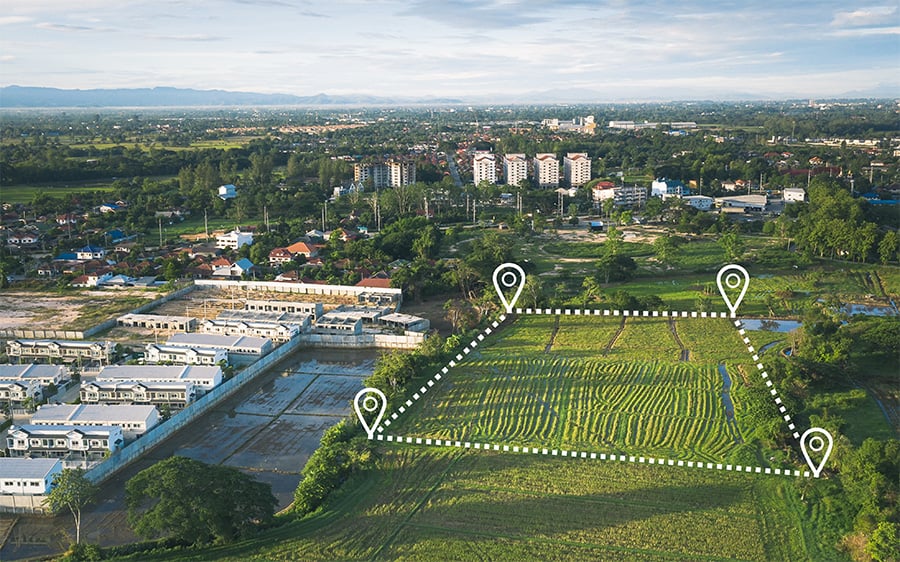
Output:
top-left (45, 469), bottom-right (99, 545)
top-left (719, 228), bottom-right (745, 261)
top-left (126, 456), bottom-right (277, 545)
top-left (879, 231), bottom-right (898, 264)
top-left (605, 226), bottom-right (623, 257)
top-left (867, 521), bottom-right (899, 562)
top-left (652, 234), bottom-right (681, 267)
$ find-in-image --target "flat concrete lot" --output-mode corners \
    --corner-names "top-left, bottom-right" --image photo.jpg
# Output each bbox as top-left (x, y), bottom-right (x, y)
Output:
top-left (0, 348), bottom-right (377, 560)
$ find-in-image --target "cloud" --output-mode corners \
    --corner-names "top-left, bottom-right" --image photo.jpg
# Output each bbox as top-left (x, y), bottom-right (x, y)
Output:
top-left (35, 21), bottom-right (112, 32)
top-left (831, 6), bottom-right (897, 27)
top-left (0, 16), bottom-right (32, 25)
top-left (146, 33), bottom-right (225, 42)
top-left (0, 55), bottom-right (15, 62)
top-left (830, 26), bottom-right (900, 37)
top-left (399, 0), bottom-right (548, 29)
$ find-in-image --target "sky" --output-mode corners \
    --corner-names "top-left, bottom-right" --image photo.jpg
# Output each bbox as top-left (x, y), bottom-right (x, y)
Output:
top-left (1, 0), bottom-right (899, 101)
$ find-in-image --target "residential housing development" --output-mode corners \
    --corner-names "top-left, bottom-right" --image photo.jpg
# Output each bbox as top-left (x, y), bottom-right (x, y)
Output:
top-left (563, 152), bottom-right (591, 187)
top-left (0, 458), bottom-right (62, 495)
top-left (31, 404), bottom-right (161, 440)
top-left (6, 424), bottom-right (124, 468)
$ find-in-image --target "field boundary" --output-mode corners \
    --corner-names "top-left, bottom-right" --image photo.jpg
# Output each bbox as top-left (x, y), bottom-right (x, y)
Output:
top-left (373, 306), bottom-right (811, 478)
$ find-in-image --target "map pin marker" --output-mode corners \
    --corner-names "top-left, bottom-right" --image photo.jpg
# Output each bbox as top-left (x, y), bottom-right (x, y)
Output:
top-left (716, 264), bottom-right (750, 317)
top-left (354, 387), bottom-right (387, 439)
top-left (493, 263), bottom-right (526, 313)
top-left (800, 427), bottom-right (833, 478)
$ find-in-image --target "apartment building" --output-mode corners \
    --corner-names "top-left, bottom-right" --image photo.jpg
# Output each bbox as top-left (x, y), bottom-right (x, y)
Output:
top-left (503, 154), bottom-right (528, 187)
top-left (533, 153), bottom-right (559, 188)
top-left (563, 152), bottom-right (591, 187)
top-left (472, 151), bottom-right (497, 185)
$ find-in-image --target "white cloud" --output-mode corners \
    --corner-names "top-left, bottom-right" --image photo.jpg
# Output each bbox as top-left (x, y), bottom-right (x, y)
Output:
top-left (831, 6), bottom-right (897, 27)
top-left (0, 16), bottom-right (32, 25)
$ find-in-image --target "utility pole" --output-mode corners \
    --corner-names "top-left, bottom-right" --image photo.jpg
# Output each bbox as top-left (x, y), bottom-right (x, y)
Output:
top-left (158, 217), bottom-right (163, 247)
top-left (204, 209), bottom-right (209, 241)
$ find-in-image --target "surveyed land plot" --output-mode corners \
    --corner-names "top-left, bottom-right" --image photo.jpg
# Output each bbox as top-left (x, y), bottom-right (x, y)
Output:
top-left (361, 264), bottom-right (833, 479)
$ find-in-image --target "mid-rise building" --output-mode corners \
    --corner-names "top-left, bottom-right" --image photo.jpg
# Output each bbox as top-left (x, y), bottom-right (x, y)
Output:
top-left (7, 424), bottom-right (124, 467)
top-left (563, 153), bottom-right (591, 187)
top-left (472, 151), bottom-right (497, 185)
top-left (533, 153), bottom-right (559, 188)
top-left (503, 154), bottom-right (528, 187)
top-left (354, 160), bottom-right (415, 189)
top-left (31, 404), bottom-right (161, 440)
top-left (651, 178), bottom-right (689, 199)
top-left (592, 184), bottom-right (648, 208)
top-left (0, 458), bottom-right (62, 495)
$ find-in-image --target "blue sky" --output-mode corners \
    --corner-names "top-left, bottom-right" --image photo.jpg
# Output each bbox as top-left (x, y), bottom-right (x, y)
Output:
top-left (1, 0), bottom-right (898, 100)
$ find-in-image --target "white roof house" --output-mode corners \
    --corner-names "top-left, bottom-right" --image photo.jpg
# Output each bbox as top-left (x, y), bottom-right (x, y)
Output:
top-left (0, 364), bottom-right (66, 386)
top-left (783, 187), bottom-right (807, 203)
top-left (201, 318), bottom-right (299, 342)
top-left (215, 230), bottom-right (254, 250)
top-left (683, 195), bottom-right (715, 211)
top-left (0, 379), bottom-right (43, 404)
top-left (117, 313), bottom-right (197, 332)
top-left (5, 340), bottom-right (113, 363)
top-left (31, 404), bottom-right (161, 440)
top-left (144, 343), bottom-right (227, 366)
top-left (166, 333), bottom-right (273, 357)
top-left (218, 184), bottom-right (237, 200)
top-left (6, 425), bottom-right (124, 468)
top-left (80, 380), bottom-right (197, 408)
top-left (96, 365), bottom-right (223, 391)
top-left (0, 458), bottom-right (63, 495)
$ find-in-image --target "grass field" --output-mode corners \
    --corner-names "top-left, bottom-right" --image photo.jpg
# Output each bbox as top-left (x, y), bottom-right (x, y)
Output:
top-left (133, 449), bottom-right (824, 562)
top-left (0, 181), bottom-right (119, 204)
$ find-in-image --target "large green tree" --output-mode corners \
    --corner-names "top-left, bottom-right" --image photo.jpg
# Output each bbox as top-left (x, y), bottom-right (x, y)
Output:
top-left (125, 456), bottom-right (277, 545)
top-left (45, 468), bottom-right (99, 545)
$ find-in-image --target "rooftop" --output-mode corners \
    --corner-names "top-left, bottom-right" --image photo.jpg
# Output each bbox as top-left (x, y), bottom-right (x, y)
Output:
top-left (32, 404), bottom-right (158, 424)
top-left (0, 458), bottom-right (61, 479)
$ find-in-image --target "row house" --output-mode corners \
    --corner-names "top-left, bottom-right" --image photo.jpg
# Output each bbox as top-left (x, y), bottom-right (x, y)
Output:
top-left (6, 424), bottom-right (124, 467)
top-left (243, 299), bottom-right (323, 318)
top-left (0, 379), bottom-right (42, 406)
top-left (96, 364), bottom-right (223, 393)
top-left (144, 343), bottom-right (227, 366)
top-left (6, 231), bottom-right (39, 246)
top-left (80, 380), bottom-right (197, 409)
top-left (165, 333), bottom-right (273, 361)
top-left (117, 313), bottom-right (197, 332)
top-left (201, 318), bottom-right (299, 343)
top-left (0, 364), bottom-right (67, 387)
top-left (5, 340), bottom-right (113, 365)
top-left (31, 404), bottom-right (160, 440)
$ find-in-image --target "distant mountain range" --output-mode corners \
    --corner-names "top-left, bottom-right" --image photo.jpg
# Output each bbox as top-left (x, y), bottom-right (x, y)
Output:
top-left (0, 86), bottom-right (463, 108)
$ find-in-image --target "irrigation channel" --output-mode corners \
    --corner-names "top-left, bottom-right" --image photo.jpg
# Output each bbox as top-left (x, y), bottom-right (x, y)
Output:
top-left (0, 347), bottom-right (378, 560)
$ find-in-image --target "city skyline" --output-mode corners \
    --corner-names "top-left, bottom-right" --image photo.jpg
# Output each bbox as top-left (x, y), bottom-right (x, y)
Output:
top-left (1, 0), bottom-right (899, 102)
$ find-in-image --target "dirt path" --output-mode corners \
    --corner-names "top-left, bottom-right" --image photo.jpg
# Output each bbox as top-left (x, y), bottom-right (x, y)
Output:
top-left (603, 317), bottom-right (627, 354)
top-left (669, 319), bottom-right (690, 361)
top-left (544, 316), bottom-right (561, 353)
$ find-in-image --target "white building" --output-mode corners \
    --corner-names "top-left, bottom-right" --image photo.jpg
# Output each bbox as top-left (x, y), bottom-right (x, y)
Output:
top-left (472, 151), bottom-right (497, 185)
top-left (387, 160), bottom-right (416, 188)
top-left (651, 178), bottom-right (689, 199)
top-left (592, 184), bottom-right (648, 208)
top-left (243, 299), bottom-right (323, 318)
top-left (0, 379), bottom-right (42, 406)
top-left (165, 333), bottom-right (273, 359)
top-left (784, 187), bottom-right (807, 203)
top-left (144, 343), bottom-right (227, 366)
top-left (201, 318), bottom-right (299, 342)
top-left (218, 184), bottom-right (237, 200)
top-left (0, 365), bottom-right (67, 387)
top-left (117, 313), bottom-right (197, 332)
top-left (80, 380), bottom-right (197, 409)
top-left (353, 161), bottom-right (415, 189)
top-left (216, 230), bottom-right (254, 250)
top-left (75, 245), bottom-right (105, 260)
top-left (31, 404), bottom-right (161, 440)
top-left (5, 340), bottom-right (113, 365)
top-left (6, 425), bottom-right (124, 467)
top-left (563, 153), bottom-right (591, 187)
top-left (503, 154), bottom-right (528, 187)
top-left (97, 365), bottom-right (223, 392)
top-left (378, 313), bottom-right (430, 333)
top-left (0, 458), bottom-right (62, 495)
top-left (683, 195), bottom-right (714, 211)
top-left (533, 153), bottom-right (559, 188)
top-left (715, 194), bottom-right (768, 212)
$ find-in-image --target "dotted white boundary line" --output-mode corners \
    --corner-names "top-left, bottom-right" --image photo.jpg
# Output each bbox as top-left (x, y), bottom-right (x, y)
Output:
top-left (733, 319), bottom-right (801, 440)
top-left (515, 307), bottom-right (734, 318)
top-left (373, 434), bottom-right (809, 478)
top-left (372, 307), bottom-right (811, 478)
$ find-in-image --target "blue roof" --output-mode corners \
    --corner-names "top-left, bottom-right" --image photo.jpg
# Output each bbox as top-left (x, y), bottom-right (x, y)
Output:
top-left (234, 258), bottom-right (255, 270)
top-left (55, 252), bottom-right (77, 261)
top-left (80, 245), bottom-right (104, 252)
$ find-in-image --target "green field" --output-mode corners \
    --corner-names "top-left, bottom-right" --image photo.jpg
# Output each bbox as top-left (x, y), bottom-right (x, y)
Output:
top-left (0, 181), bottom-right (119, 204)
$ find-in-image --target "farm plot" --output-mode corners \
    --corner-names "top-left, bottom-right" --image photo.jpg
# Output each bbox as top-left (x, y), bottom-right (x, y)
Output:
top-left (609, 318), bottom-right (682, 361)
top-left (675, 318), bottom-right (750, 364)
top-left (395, 355), bottom-right (736, 461)
top-left (486, 315), bottom-right (557, 354)
top-left (550, 316), bottom-right (624, 355)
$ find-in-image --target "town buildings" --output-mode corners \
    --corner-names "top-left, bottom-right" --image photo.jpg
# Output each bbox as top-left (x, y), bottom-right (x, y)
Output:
top-left (5, 340), bottom-right (113, 365)
top-left (95, 364), bottom-right (223, 393)
top-left (215, 230), bottom-right (254, 250)
top-left (503, 154), bottom-right (528, 187)
top-left (6, 424), bottom-right (124, 467)
top-left (0, 458), bottom-right (62, 495)
top-left (31, 404), bottom-right (161, 440)
top-left (472, 151), bottom-right (497, 185)
top-left (353, 160), bottom-right (416, 189)
top-left (144, 343), bottom-right (227, 366)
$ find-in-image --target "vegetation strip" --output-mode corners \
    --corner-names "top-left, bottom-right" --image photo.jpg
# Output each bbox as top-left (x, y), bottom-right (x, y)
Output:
top-left (374, 436), bottom-right (805, 478)
top-left (733, 319), bottom-right (803, 443)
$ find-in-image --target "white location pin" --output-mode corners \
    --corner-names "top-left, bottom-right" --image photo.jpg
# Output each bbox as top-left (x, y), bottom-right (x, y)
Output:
top-left (354, 387), bottom-right (387, 439)
top-left (800, 427), bottom-right (833, 478)
top-left (716, 264), bottom-right (750, 316)
top-left (492, 263), bottom-right (526, 313)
